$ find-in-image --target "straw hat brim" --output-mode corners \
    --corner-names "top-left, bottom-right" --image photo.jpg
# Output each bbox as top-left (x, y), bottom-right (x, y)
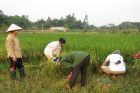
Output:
top-left (6, 24), bottom-right (22, 32)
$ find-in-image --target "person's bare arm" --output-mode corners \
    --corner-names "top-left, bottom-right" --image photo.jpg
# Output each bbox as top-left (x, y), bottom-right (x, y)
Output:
top-left (101, 61), bottom-right (109, 66)
top-left (55, 61), bottom-right (61, 66)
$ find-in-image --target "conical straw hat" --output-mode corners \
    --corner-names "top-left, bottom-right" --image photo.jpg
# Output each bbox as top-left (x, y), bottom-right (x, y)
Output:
top-left (6, 24), bottom-right (22, 32)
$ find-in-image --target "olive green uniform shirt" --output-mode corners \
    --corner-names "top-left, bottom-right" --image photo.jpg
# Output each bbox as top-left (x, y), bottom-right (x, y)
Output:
top-left (60, 51), bottom-right (89, 68)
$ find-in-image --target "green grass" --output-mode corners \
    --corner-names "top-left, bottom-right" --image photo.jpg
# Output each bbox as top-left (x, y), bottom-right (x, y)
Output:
top-left (0, 32), bottom-right (140, 93)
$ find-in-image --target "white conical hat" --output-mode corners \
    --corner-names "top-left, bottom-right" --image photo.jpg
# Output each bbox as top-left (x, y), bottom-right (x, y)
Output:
top-left (6, 24), bottom-right (22, 32)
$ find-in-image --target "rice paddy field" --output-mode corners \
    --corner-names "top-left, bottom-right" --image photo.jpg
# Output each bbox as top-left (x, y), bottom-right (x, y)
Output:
top-left (0, 31), bottom-right (140, 93)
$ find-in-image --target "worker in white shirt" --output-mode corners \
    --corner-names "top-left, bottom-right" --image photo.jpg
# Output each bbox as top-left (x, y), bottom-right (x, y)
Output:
top-left (101, 50), bottom-right (126, 75)
top-left (44, 38), bottom-right (66, 61)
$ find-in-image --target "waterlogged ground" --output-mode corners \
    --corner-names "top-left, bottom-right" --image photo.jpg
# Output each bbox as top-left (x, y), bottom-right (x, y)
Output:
top-left (0, 32), bottom-right (140, 93)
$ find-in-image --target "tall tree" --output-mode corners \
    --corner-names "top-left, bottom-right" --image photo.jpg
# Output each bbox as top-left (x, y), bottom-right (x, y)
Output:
top-left (65, 13), bottom-right (76, 29)
top-left (8, 15), bottom-right (31, 29)
top-left (83, 14), bottom-right (89, 31)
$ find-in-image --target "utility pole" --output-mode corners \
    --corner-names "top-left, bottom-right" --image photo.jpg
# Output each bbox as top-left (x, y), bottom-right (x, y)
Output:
top-left (42, 23), bottom-right (44, 32)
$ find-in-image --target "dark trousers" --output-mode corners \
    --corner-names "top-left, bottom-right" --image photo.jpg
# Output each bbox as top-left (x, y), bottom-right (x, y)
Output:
top-left (69, 55), bottom-right (90, 88)
top-left (9, 57), bottom-right (25, 80)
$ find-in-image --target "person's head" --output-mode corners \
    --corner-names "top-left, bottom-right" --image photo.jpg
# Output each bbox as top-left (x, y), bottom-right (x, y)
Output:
top-left (112, 50), bottom-right (120, 55)
top-left (9, 30), bottom-right (18, 36)
top-left (6, 24), bottom-right (22, 36)
top-left (59, 38), bottom-right (66, 47)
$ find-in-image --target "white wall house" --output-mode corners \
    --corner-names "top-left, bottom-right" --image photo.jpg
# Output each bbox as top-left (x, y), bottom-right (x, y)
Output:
top-left (49, 26), bottom-right (67, 32)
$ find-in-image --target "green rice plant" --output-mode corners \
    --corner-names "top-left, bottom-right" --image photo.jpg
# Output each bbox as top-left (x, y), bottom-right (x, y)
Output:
top-left (0, 31), bottom-right (140, 93)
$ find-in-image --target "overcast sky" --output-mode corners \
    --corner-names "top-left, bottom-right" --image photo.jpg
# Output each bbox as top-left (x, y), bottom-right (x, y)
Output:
top-left (0, 0), bottom-right (140, 26)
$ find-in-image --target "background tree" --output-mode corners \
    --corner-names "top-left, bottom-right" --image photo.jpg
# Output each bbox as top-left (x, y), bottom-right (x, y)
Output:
top-left (0, 10), bottom-right (9, 31)
top-left (8, 15), bottom-right (31, 30)
top-left (83, 15), bottom-right (89, 31)
top-left (65, 13), bottom-right (76, 29)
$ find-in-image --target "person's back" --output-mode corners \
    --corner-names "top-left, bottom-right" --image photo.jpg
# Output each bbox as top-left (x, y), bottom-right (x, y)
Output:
top-left (44, 41), bottom-right (60, 53)
top-left (107, 54), bottom-right (126, 72)
top-left (44, 38), bottom-right (66, 59)
top-left (61, 51), bottom-right (89, 67)
top-left (44, 41), bottom-right (61, 59)
top-left (101, 50), bottom-right (126, 75)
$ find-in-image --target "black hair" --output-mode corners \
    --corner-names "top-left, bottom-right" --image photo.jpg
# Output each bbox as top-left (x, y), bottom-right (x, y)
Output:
top-left (115, 60), bottom-right (121, 65)
top-left (59, 38), bottom-right (66, 44)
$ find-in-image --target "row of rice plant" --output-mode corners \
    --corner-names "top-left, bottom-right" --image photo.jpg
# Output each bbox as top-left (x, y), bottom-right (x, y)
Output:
top-left (0, 32), bottom-right (140, 93)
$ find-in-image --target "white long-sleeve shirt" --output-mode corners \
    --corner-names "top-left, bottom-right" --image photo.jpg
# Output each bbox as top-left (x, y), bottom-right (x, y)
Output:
top-left (44, 41), bottom-right (61, 58)
top-left (105, 54), bottom-right (126, 71)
